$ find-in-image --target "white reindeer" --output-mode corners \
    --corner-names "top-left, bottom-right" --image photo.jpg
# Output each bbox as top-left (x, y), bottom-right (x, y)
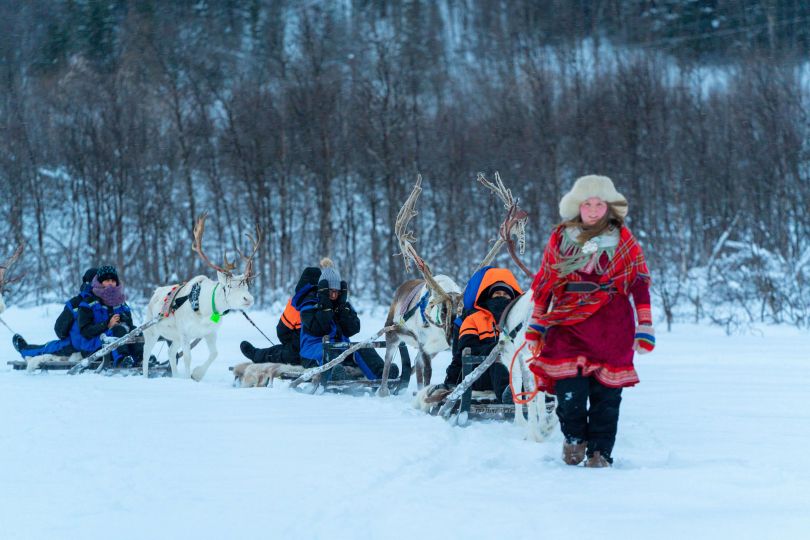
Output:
top-left (476, 172), bottom-right (557, 441)
top-left (142, 214), bottom-right (259, 381)
top-left (0, 244), bottom-right (24, 315)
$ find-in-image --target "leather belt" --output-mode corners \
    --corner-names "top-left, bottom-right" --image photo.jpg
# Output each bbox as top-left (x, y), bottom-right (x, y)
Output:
top-left (564, 282), bottom-right (617, 293)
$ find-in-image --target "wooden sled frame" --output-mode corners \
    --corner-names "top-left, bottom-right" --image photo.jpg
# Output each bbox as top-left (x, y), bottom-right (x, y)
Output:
top-left (316, 337), bottom-right (412, 395)
top-left (231, 337), bottom-right (413, 395)
top-left (7, 335), bottom-right (178, 377)
top-left (456, 351), bottom-right (523, 424)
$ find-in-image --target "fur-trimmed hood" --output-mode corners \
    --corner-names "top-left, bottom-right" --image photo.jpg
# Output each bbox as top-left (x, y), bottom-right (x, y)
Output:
top-left (559, 175), bottom-right (627, 220)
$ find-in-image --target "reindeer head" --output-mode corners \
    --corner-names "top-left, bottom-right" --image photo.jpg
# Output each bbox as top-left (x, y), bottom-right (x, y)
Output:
top-left (424, 274), bottom-right (463, 328)
top-left (193, 213), bottom-right (260, 310)
top-left (0, 244), bottom-right (24, 314)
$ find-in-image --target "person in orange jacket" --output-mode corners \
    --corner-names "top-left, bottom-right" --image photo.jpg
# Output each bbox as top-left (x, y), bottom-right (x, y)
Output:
top-left (240, 266), bottom-right (321, 365)
top-left (444, 266), bottom-right (523, 404)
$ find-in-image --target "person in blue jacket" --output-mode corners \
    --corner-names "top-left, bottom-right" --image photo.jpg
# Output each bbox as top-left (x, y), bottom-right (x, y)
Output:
top-left (12, 267), bottom-right (97, 358)
top-left (293, 258), bottom-right (397, 381)
top-left (73, 265), bottom-right (142, 367)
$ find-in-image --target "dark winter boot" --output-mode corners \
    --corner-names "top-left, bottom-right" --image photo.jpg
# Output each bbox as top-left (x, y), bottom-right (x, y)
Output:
top-left (328, 364), bottom-right (349, 382)
top-left (120, 356), bottom-right (137, 369)
top-left (501, 385), bottom-right (514, 405)
top-left (240, 341), bottom-right (257, 361)
top-left (12, 334), bottom-right (27, 353)
top-left (562, 439), bottom-right (587, 466)
top-left (584, 451), bottom-right (611, 468)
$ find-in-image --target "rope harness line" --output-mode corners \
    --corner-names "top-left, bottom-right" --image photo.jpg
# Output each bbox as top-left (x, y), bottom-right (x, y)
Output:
top-left (508, 341), bottom-right (543, 405)
top-left (0, 316), bottom-right (17, 335)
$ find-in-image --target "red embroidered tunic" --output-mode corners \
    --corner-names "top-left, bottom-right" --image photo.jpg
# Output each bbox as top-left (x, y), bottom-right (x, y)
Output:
top-left (526, 225), bottom-right (652, 391)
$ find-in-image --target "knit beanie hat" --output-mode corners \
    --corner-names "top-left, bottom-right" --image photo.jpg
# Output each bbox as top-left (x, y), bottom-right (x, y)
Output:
top-left (96, 265), bottom-right (119, 285)
top-left (319, 258), bottom-right (341, 290)
top-left (559, 175), bottom-right (628, 220)
top-left (486, 282), bottom-right (515, 300)
top-left (82, 267), bottom-right (99, 284)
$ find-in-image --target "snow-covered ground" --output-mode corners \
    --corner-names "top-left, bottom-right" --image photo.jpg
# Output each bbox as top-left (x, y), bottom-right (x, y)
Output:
top-left (1, 303), bottom-right (809, 540)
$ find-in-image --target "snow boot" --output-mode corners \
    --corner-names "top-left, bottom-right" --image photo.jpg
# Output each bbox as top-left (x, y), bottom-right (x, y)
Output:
top-left (240, 341), bottom-right (256, 361)
top-left (562, 440), bottom-right (587, 466)
top-left (584, 451), bottom-right (611, 468)
top-left (501, 385), bottom-right (514, 404)
top-left (12, 334), bottom-right (27, 353)
top-left (120, 356), bottom-right (136, 369)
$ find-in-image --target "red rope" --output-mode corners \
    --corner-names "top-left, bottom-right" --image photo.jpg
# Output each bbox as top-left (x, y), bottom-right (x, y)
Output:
top-left (508, 341), bottom-right (542, 405)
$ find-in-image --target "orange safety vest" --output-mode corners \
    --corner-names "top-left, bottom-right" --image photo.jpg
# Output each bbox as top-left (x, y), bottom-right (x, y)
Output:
top-left (280, 298), bottom-right (301, 331)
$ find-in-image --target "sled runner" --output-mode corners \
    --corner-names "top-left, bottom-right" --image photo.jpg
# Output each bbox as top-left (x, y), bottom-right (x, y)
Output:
top-left (7, 355), bottom-right (172, 378)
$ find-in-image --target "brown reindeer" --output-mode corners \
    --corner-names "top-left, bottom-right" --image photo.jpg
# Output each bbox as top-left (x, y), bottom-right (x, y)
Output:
top-left (378, 174), bottom-right (531, 396)
top-left (377, 176), bottom-right (463, 397)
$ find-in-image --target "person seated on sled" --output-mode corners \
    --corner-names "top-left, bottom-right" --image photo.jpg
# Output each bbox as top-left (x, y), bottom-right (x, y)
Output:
top-left (444, 266), bottom-right (523, 404)
top-left (12, 267), bottom-right (97, 358)
top-left (239, 265), bottom-right (322, 365)
top-left (293, 258), bottom-right (398, 381)
top-left (74, 265), bottom-right (143, 367)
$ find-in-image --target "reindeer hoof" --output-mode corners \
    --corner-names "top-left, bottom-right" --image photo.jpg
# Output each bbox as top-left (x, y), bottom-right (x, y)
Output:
top-left (191, 368), bottom-right (205, 381)
top-left (376, 386), bottom-right (390, 398)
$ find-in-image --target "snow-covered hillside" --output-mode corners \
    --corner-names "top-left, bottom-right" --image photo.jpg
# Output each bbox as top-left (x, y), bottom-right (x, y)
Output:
top-left (1, 304), bottom-right (808, 540)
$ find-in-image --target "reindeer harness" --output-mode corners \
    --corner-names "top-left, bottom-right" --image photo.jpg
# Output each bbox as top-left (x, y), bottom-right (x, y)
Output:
top-left (160, 281), bottom-right (222, 323)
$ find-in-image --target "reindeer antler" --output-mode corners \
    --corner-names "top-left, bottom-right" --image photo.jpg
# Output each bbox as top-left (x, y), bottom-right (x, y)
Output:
top-left (236, 224), bottom-right (262, 282)
top-left (0, 243), bottom-right (24, 289)
top-left (395, 175), bottom-right (451, 302)
top-left (476, 172), bottom-right (533, 278)
top-left (193, 213), bottom-right (237, 276)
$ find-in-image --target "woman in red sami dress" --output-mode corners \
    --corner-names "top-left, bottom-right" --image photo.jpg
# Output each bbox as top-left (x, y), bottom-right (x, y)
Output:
top-left (525, 175), bottom-right (655, 468)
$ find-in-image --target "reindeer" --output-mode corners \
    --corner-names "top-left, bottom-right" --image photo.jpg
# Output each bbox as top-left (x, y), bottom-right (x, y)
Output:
top-left (142, 213), bottom-right (259, 381)
top-left (377, 176), bottom-right (463, 397)
top-left (477, 172), bottom-right (558, 441)
top-left (0, 244), bottom-right (24, 315)
top-left (378, 174), bottom-right (530, 397)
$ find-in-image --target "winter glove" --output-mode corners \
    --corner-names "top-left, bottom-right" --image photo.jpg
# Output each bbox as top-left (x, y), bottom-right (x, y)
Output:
top-left (525, 322), bottom-right (547, 343)
top-left (633, 324), bottom-right (655, 354)
top-left (317, 279), bottom-right (333, 310)
top-left (337, 280), bottom-right (348, 307)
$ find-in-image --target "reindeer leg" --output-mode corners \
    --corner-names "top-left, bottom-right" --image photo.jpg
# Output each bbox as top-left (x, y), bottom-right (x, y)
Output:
top-left (510, 346), bottom-right (528, 428)
top-left (413, 350), bottom-right (424, 389)
top-left (423, 351), bottom-right (434, 386)
top-left (167, 341), bottom-right (181, 378)
top-left (142, 329), bottom-right (157, 378)
top-left (377, 333), bottom-right (399, 398)
top-left (191, 333), bottom-right (218, 381)
top-left (181, 338), bottom-right (193, 378)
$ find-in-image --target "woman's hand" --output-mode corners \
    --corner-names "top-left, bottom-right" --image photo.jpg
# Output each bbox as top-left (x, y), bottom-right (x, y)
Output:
top-left (107, 314), bottom-right (121, 329)
top-left (633, 324), bottom-right (655, 354)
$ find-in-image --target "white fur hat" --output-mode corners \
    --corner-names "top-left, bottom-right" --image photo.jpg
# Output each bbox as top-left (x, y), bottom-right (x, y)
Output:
top-left (559, 175), bottom-right (628, 220)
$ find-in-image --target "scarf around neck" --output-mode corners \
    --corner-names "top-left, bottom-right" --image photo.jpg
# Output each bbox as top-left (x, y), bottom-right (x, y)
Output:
top-left (530, 225), bottom-right (649, 328)
top-left (91, 276), bottom-right (127, 307)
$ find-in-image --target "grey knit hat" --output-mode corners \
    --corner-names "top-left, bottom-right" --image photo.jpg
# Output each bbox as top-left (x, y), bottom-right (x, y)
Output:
top-left (319, 258), bottom-right (341, 289)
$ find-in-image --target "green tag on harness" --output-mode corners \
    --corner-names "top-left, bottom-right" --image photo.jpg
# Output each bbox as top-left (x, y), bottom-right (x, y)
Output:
top-left (210, 283), bottom-right (221, 323)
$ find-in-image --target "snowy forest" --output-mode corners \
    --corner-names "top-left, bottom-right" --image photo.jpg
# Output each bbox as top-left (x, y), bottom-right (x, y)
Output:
top-left (1, 0), bottom-right (809, 329)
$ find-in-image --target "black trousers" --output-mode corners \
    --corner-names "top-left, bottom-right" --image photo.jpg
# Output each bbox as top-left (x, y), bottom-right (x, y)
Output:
top-left (471, 363), bottom-right (510, 403)
top-left (555, 374), bottom-right (623, 461)
top-left (254, 343), bottom-right (300, 365)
